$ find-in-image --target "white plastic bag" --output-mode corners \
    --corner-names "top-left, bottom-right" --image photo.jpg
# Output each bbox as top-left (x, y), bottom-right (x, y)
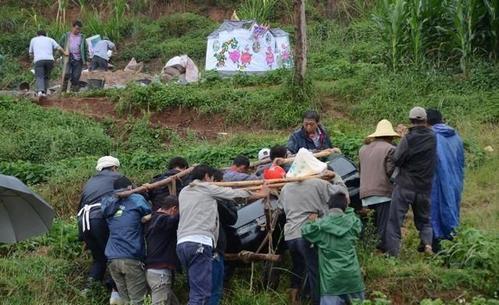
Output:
top-left (286, 148), bottom-right (327, 178)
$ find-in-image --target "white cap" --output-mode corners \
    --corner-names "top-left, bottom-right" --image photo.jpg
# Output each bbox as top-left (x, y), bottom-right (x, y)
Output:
top-left (258, 148), bottom-right (270, 161)
top-left (96, 156), bottom-right (120, 171)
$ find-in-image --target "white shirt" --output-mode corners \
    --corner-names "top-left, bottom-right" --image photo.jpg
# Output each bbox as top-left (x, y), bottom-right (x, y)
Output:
top-left (29, 36), bottom-right (61, 63)
top-left (177, 234), bottom-right (213, 247)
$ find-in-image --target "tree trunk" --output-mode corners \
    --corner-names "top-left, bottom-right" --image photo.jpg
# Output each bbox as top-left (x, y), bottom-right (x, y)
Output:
top-left (293, 0), bottom-right (307, 86)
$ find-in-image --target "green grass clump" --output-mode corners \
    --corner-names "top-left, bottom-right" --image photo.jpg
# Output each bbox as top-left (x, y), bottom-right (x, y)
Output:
top-left (0, 97), bottom-right (112, 163)
top-left (114, 81), bottom-right (309, 129)
top-left (118, 13), bottom-right (216, 64)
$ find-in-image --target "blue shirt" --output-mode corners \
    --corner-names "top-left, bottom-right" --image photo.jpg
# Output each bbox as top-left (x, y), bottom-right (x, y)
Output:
top-left (287, 125), bottom-right (332, 154)
top-left (102, 193), bottom-right (152, 260)
top-left (93, 40), bottom-right (115, 61)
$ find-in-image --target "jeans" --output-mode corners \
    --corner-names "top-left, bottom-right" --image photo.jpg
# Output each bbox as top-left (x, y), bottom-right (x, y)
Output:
top-left (177, 242), bottom-right (213, 305)
top-left (34, 60), bottom-right (53, 93)
top-left (209, 253), bottom-right (224, 305)
top-left (62, 55), bottom-right (83, 92)
top-left (321, 292), bottom-right (365, 305)
top-left (385, 185), bottom-right (433, 256)
top-left (90, 55), bottom-right (108, 71)
top-left (287, 238), bottom-right (320, 305)
top-left (108, 259), bottom-right (148, 305)
top-left (146, 269), bottom-right (179, 305)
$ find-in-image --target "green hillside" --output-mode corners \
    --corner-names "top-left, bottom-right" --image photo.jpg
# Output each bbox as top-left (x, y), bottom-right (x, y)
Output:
top-left (0, 1), bottom-right (498, 304)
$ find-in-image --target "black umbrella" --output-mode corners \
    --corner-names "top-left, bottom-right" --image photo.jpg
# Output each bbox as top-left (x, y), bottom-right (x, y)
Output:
top-left (0, 174), bottom-right (54, 243)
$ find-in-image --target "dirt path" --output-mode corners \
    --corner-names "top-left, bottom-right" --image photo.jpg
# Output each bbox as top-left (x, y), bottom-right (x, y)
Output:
top-left (35, 96), bottom-right (268, 139)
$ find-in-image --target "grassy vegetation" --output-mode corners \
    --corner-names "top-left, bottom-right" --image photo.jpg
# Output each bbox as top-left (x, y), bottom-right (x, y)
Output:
top-left (0, 0), bottom-right (498, 304)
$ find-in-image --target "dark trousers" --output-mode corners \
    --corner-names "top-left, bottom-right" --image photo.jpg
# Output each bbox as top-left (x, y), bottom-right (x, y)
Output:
top-left (208, 254), bottom-right (224, 305)
top-left (34, 60), bottom-right (54, 93)
top-left (62, 56), bottom-right (83, 92)
top-left (369, 201), bottom-right (391, 251)
top-left (287, 238), bottom-right (320, 305)
top-left (385, 185), bottom-right (433, 256)
top-left (90, 55), bottom-right (108, 71)
top-left (177, 242), bottom-right (213, 305)
top-left (79, 217), bottom-right (115, 289)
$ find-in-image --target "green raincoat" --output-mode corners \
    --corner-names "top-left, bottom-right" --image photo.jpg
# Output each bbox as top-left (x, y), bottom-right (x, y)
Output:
top-left (302, 207), bottom-right (365, 296)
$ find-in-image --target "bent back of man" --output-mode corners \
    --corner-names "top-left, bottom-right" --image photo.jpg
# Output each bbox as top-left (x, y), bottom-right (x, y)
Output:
top-left (102, 177), bottom-right (151, 305)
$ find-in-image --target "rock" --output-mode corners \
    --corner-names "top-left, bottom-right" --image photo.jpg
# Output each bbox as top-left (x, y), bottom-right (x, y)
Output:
top-left (484, 146), bottom-right (494, 153)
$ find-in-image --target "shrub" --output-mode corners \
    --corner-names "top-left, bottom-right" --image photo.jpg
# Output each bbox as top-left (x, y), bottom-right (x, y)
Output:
top-left (0, 160), bottom-right (53, 185)
top-left (438, 227), bottom-right (499, 273)
top-left (0, 97), bottom-right (112, 163)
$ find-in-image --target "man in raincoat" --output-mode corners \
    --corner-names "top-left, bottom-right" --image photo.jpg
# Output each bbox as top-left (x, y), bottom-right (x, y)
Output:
top-left (302, 192), bottom-right (365, 305)
top-left (426, 109), bottom-right (465, 251)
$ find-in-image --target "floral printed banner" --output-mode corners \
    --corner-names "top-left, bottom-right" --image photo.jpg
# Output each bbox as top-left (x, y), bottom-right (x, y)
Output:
top-left (206, 22), bottom-right (293, 72)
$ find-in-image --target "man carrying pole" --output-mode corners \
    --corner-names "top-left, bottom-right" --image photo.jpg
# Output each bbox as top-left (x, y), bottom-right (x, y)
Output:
top-left (176, 165), bottom-right (269, 305)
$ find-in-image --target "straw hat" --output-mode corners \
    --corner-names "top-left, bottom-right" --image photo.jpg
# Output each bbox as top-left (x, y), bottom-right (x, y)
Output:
top-left (368, 119), bottom-right (400, 138)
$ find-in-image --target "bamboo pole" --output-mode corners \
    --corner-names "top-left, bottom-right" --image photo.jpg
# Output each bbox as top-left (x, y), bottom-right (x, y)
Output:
top-left (224, 251), bottom-right (282, 263)
top-left (245, 149), bottom-right (335, 169)
top-left (210, 171), bottom-right (335, 188)
top-left (243, 183), bottom-right (287, 191)
top-left (116, 166), bottom-right (195, 197)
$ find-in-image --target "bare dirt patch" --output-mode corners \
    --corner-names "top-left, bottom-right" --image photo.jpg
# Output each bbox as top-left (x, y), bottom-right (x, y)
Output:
top-left (35, 96), bottom-right (266, 139)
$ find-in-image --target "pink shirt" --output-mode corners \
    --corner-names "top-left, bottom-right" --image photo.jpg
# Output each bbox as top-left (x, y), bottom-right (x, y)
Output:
top-left (69, 33), bottom-right (82, 60)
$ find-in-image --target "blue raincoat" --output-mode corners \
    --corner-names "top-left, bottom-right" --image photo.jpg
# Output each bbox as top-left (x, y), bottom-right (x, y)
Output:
top-left (431, 124), bottom-right (465, 239)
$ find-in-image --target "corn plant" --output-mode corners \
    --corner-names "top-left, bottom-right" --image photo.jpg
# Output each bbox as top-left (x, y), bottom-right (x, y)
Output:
top-left (55, 0), bottom-right (68, 32)
top-left (447, 0), bottom-right (482, 76)
top-left (109, 0), bottom-right (129, 40)
top-left (483, 0), bottom-right (499, 59)
top-left (407, 0), bottom-right (427, 68)
top-left (374, 0), bottom-right (408, 70)
top-left (239, 0), bottom-right (279, 22)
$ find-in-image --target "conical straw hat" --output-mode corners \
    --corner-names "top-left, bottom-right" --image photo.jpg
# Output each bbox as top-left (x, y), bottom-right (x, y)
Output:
top-left (368, 119), bottom-right (400, 138)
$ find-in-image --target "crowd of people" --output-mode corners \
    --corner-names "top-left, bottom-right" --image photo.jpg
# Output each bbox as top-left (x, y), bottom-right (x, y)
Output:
top-left (76, 108), bottom-right (465, 305)
top-left (28, 21), bottom-right (115, 97)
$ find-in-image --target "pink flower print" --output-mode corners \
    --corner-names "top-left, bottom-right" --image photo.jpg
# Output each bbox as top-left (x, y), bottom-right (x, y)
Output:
top-left (229, 49), bottom-right (240, 64)
top-left (265, 46), bottom-right (274, 68)
top-left (240, 49), bottom-right (252, 66)
top-left (281, 44), bottom-right (290, 61)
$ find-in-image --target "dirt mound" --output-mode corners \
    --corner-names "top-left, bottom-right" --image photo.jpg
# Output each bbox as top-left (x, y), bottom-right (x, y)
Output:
top-left (81, 70), bottom-right (152, 88)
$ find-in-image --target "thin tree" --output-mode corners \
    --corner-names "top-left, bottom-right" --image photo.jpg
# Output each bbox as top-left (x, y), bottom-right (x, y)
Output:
top-left (293, 0), bottom-right (307, 86)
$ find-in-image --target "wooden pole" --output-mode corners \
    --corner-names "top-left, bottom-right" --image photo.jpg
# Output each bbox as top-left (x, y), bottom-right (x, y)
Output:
top-left (60, 38), bottom-right (69, 93)
top-left (248, 149), bottom-right (334, 169)
top-left (224, 251), bottom-right (282, 263)
top-left (210, 171), bottom-right (335, 188)
top-left (242, 183), bottom-right (287, 191)
top-left (116, 166), bottom-right (195, 197)
top-left (256, 208), bottom-right (282, 253)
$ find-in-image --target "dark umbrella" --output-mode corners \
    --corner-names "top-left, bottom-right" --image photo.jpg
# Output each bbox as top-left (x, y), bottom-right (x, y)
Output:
top-left (0, 174), bottom-right (54, 243)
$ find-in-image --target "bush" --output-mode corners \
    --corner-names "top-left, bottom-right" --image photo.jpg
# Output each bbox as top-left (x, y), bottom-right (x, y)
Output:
top-left (0, 97), bottom-right (112, 163)
top-left (0, 55), bottom-right (33, 89)
top-left (438, 227), bottom-right (499, 273)
top-left (0, 160), bottom-right (52, 185)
